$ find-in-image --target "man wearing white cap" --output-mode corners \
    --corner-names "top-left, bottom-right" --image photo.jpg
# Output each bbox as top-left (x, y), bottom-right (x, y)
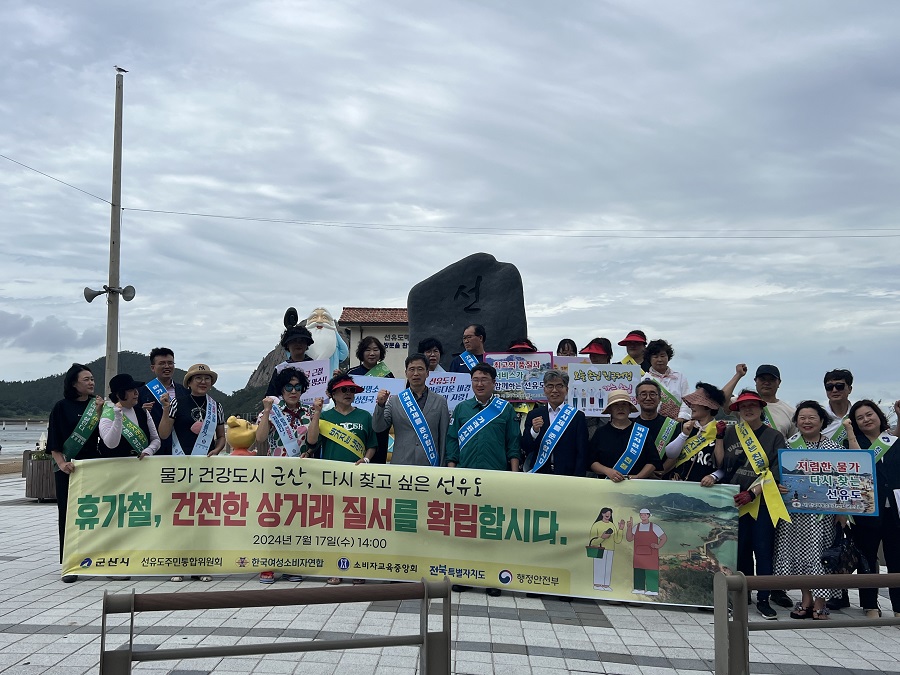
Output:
top-left (625, 509), bottom-right (667, 596)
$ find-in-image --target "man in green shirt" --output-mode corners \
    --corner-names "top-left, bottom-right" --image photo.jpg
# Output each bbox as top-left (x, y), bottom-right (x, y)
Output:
top-left (445, 363), bottom-right (521, 598)
top-left (445, 363), bottom-right (521, 472)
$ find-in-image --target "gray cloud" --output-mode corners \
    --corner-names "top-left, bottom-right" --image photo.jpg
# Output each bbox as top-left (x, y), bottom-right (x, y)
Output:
top-left (1, 1), bottom-right (899, 405)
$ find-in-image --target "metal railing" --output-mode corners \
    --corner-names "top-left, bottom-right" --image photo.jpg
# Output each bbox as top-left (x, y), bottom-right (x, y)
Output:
top-left (99, 578), bottom-right (452, 674)
top-left (714, 572), bottom-right (900, 675)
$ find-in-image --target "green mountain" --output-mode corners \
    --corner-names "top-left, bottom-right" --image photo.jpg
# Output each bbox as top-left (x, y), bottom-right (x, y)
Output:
top-left (0, 351), bottom-right (265, 420)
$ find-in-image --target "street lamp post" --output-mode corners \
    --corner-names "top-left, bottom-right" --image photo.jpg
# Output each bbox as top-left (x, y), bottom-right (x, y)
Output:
top-left (84, 69), bottom-right (134, 395)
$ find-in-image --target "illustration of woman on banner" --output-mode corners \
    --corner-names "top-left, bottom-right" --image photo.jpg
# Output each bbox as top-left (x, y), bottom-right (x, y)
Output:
top-left (588, 507), bottom-right (625, 590)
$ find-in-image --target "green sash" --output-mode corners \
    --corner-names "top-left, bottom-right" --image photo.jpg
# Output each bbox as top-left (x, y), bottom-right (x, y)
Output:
top-left (62, 401), bottom-right (101, 460)
top-left (101, 404), bottom-right (148, 455)
top-left (647, 372), bottom-right (680, 411)
top-left (621, 354), bottom-right (645, 375)
top-left (871, 433), bottom-right (897, 462)
top-left (761, 406), bottom-right (776, 430)
top-left (366, 361), bottom-right (391, 378)
top-left (653, 417), bottom-right (679, 458)
top-left (787, 432), bottom-right (807, 449)
top-left (829, 416), bottom-right (849, 446)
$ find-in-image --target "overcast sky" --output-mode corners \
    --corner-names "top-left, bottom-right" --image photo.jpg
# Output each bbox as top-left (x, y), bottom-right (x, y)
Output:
top-left (2, 1), bottom-right (899, 409)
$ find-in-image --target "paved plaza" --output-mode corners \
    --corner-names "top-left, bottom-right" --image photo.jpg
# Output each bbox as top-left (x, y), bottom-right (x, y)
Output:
top-left (1, 473), bottom-right (899, 675)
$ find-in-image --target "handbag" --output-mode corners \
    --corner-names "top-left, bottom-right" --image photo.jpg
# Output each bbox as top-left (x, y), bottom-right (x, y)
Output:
top-left (821, 525), bottom-right (870, 574)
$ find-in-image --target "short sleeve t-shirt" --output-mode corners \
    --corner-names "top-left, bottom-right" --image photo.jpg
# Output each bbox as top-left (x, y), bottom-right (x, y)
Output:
top-left (317, 407), bottom-right (377, 463)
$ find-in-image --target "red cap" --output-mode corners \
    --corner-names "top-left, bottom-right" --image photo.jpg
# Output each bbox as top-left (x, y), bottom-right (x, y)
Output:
top-left (579, 341), bottom-right (610, 356)
top-left (330, 377), bottom-right (364, 394)
top-left (728, 391), bottom-right (767, 411)
top-left (508, 343), bottom-right (536, 353)
top-left (617, 331), bottom-right (647, 346)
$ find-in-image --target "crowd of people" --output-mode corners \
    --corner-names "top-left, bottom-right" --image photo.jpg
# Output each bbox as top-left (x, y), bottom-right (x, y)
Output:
top-left (45, 325), bottom-right (900, 619)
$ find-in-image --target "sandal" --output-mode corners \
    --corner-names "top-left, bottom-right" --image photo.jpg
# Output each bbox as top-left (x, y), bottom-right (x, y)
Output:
top-left (865, 608), bottom-right (882, 618)
top-left (326, 577), bottom-right (342, 585)
top-left (790, 605), bottom-right (812, 619)
top-left (170, 576), bottom-right (184, 582)
top-left (191, 575), bottom-right (213, 582)
top-left (813, 608), bottom-right (830, 620)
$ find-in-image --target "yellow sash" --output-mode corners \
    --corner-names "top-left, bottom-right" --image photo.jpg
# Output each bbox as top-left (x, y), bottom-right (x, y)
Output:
top-left (621, 354), bottom-right (645, 375)
top-left (675, 422), bottom-right (717, 467)
top-left (317, 419), bottom-right (365, 459)
top-left (734, 421), bottom-right (791, 525)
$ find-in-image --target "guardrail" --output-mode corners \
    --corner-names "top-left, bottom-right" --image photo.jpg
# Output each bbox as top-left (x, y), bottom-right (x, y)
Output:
top-left (714, 572), bottom-right (900, 675)
top-left (99, 578), bottom-right (452, 674)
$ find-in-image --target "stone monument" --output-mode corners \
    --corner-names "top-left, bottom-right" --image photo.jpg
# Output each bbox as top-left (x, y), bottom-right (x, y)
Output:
top-left (407, 253), bottom-right (528, 370)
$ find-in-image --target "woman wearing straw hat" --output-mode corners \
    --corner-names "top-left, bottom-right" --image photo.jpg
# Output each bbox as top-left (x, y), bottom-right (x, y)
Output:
top-left (588, 390), bottom-right (660, 481)
top-left (157, 364), bottom-right (226, 583)
top-left (158, 363), bottom-right (226, 458)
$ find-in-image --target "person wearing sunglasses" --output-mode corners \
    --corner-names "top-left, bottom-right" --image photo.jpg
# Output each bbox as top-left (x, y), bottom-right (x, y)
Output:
top-left (821, 369), bottom-right (854, 443)
top-left (306, 373), bottom-right (377, 585)
top-left (255, 367), bottom-right (314, 584)
top-left (257, 367), bottom-right (314, 459)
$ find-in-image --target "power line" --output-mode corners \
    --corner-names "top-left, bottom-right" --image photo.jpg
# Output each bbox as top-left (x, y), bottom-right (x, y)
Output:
top-left (0, 153), bottom-right (111, 205)
top-left (5, 151), bottom-right (900, 240)
top-left (123, 207), bottom-right (900, 239)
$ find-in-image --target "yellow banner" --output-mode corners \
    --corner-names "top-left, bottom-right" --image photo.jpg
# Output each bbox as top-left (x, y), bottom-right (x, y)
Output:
top-left (64, 457), bottom-right (739, 606)
top-left (317, 420), bottom-right (365, 459)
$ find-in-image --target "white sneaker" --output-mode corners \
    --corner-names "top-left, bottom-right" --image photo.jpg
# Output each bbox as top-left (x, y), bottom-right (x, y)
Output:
top-left (632, 589), bottom-right (645, 595)
top-left (644, 591), bottom-right (659, 596)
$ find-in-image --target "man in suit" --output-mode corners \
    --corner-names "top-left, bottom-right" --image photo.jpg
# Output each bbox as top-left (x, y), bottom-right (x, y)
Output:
top-left (521, 369), bottom-right (588, 476)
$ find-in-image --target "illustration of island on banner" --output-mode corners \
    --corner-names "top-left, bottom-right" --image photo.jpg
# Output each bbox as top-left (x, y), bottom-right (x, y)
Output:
top-left (779, 449), bottom-right (879, 516)
top-left (565, 364), bottom-right (642, 417)
top-left (63, 457), bottom-right (739, 606)
top-left (482, 352), bottom-right (554, 403)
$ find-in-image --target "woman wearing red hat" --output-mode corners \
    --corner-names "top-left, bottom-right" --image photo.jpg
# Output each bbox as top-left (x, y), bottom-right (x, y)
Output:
top-left (580, 338), bottom-right (613, 365)
top-left (715, 389), bottom-right (788, 620)
top-left (307, 373), bottom-right (377, 585)
top-left (617, 330), bottom-right (650, 372)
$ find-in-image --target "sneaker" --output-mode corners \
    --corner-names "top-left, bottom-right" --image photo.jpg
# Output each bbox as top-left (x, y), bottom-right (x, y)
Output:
top-left (632, 589), bottom-right (645, 595)
top-left (486, 588), bottom-right (501, 597)
top-left (283, 574), bottom-right (303, 582)
top-left (757, 601), bottom-right (777, 620)
top-left (826, 592), bottom-right (850, 610)
top-left (770, 590), bottom-right (793, 608)
top-left (62, 575), bottom-right (78, 583)
top-left (170, 576), bottom-right (184, 582)
top-left (865, 608), bottom-right (882, 619)
top-left (259, 571), bottom-right (275, 584)
top-left (644, 591), bottom-right (659, 596)
top-left (451, 584), bottom-right (471, 593)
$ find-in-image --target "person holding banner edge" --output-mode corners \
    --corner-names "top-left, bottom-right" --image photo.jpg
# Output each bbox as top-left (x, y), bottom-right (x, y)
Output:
top-left (47, 363), bottom-right (104, 582)
top-left (445, 362), bottom-right (521, 597)
top-left (520, 369), bottom-right (588, 476)
top-left (588, 390), bottom-right (659, 482)
top-left (99, 373), bottom-right (161, 459)
top-left (373, 353), bottom-right (449, 467)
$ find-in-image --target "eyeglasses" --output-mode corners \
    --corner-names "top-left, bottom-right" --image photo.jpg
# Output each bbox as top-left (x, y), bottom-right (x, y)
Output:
top-left (544, 383), bottom-right (566, 391)
top-left (282, 384), bottom-right (304, 393)
top-left (335, 387), bottom-right (358, 394)
top-left (824, 383), bottom-right (846, 392)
